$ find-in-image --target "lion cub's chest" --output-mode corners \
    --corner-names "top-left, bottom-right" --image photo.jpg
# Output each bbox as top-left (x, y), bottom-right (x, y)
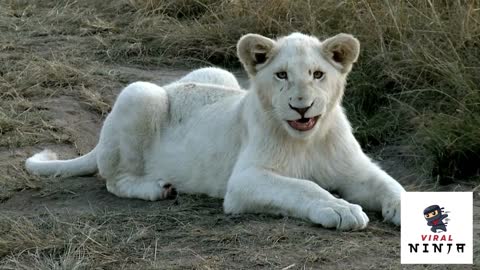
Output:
top-left (255, 141), bottom-right (338, 189)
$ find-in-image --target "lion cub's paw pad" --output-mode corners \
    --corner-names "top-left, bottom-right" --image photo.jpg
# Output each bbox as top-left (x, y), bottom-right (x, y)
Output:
top-left (160, 183), bottom-right (178, 200)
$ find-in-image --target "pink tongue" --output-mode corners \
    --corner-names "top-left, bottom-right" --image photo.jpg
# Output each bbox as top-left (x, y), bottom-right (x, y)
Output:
top-left (289, 118), bottom-right (314, 131)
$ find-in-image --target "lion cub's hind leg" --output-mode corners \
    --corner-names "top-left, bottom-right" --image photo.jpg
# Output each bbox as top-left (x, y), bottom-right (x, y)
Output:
top-left (97, 82), bottom-right (171, 201)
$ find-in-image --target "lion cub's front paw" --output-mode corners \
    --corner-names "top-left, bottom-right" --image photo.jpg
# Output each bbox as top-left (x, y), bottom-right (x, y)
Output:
top-left (382, 198), bottom-right (401, 226)
top-left (309, 199), bottom-right (369, 231)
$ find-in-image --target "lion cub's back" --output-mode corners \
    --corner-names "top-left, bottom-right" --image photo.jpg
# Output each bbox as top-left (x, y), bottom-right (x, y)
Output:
top-left (164, 82), bottom-right (246, 123)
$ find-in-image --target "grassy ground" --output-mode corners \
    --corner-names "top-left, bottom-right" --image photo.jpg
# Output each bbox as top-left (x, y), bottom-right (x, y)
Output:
top-left (0, 0), bottom-right (479, 269)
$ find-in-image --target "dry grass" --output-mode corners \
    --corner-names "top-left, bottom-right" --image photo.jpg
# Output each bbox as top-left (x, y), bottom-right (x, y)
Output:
top-left (79, 86), bottom-right (111, 116)
top-left (0, 194), bottom-right (405, 269)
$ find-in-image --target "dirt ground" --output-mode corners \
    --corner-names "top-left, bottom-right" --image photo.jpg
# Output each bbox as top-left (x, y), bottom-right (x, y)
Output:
top-left (0, 1), bottom-right (479, 269)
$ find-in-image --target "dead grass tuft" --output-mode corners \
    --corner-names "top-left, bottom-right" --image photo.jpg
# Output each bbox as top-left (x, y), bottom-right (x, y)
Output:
top-left (0, 214), bottom-right (108, 269)
top-left (0, 99), bottom-right (65, 148)
top-left (79, 86), bottom-right (111, 116)
top-left (0, 217), bottom-right (64, 258)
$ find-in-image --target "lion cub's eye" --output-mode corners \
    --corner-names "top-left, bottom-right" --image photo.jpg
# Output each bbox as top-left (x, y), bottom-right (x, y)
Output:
top-left (313, 70), bottom-right (324, 80)
top-left (275, 71), bottom-right (288, 80)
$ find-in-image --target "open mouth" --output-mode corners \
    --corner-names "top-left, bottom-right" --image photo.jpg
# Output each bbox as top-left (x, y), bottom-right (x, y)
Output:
top-left (287, 115), bottom-right (320, 131)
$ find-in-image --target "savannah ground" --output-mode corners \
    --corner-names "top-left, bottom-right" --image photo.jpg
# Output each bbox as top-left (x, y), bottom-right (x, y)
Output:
top-left (0, 0), bottom-right (479, 269)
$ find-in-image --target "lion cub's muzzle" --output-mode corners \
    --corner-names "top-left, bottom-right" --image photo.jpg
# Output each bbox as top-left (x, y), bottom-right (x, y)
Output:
top-left (287, 103), bottom-right (320, 131)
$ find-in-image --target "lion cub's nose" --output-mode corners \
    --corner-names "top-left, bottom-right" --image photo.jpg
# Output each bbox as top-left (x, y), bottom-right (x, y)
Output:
top-left (289, 102), bottom-right (313, 117)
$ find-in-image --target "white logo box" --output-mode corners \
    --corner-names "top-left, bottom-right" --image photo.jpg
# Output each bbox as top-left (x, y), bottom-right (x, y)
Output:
top-left (401, 192), bottom-right (473, 264)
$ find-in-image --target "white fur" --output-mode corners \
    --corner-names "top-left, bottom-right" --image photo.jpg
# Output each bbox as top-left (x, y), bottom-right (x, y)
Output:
top-left (26, 33), bottom-right (405, 230)
top-left (175, 67), bottom-right (241, 89)
top-left (26, 149), bottom-right (97, 177)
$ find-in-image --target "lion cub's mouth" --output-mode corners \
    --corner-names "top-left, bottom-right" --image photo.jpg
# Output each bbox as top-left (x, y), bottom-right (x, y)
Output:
top-left (287, 115), bottom-right (320, 131)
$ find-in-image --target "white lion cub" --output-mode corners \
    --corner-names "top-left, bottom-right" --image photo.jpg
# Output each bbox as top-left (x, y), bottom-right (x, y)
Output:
top-left (26, 33), bottom-right (405, 230)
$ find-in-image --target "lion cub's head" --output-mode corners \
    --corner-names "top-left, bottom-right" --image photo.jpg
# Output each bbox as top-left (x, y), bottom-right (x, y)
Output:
top-left (237, 32), bottom-right (359, 140)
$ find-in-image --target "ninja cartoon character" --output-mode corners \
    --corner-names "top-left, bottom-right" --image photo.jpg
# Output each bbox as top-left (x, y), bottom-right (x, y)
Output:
top-left (423, 205), bottom-right (448, 233)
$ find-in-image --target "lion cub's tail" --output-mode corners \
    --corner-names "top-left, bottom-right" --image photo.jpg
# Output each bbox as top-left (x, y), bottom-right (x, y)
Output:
top-left (25, 147), bottom-right (98, 177)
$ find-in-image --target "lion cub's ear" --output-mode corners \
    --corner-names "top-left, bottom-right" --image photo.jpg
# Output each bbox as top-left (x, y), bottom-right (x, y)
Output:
top-left (237, 34), bottom-right (276, 76)
top-left (321, 33), bottom-right (360, 74)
